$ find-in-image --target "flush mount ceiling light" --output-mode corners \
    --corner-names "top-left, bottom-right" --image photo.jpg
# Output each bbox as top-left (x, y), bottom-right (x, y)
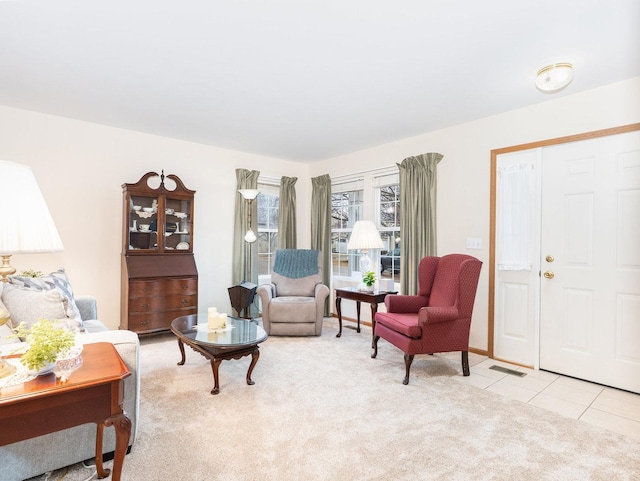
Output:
top-left (535, 62), bottom-right (574, 93)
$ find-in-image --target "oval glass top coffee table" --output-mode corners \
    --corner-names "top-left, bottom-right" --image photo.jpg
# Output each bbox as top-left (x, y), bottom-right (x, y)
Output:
top-left (171, 314), bottom-right (268, 395)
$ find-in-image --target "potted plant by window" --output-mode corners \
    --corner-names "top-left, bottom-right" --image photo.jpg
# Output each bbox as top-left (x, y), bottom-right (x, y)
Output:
top-left (361, 271), bottom-right (376, 292)
top-left (14, 319), bottom-right (76, 375)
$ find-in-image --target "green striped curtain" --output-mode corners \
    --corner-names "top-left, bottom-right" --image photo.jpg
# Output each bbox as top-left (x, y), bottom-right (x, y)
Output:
top-left (398, 153), bottom-right (442, 294)
top-left (311, 174), bottom-right (331, 316)
top-left (278, 176), bottom-right (297, 249)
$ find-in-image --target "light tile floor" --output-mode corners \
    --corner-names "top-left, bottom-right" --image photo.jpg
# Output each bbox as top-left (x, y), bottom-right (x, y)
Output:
top-left (455, 357), bottom-right (640, 440)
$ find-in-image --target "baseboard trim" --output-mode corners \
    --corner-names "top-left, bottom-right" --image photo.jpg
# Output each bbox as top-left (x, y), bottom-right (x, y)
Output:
top-left (469, 347), bottom-right (488, 357)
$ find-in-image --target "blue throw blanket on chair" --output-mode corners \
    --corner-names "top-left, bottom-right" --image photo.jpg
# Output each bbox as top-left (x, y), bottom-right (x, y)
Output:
top-left (273, 249), bottom-right (319, 278)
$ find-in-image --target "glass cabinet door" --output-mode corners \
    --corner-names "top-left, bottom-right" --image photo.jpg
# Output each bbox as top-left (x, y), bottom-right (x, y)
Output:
top-left (128, 194), bottom-right (160, 251)
top-left (164, 196), bottom-right (192, 252)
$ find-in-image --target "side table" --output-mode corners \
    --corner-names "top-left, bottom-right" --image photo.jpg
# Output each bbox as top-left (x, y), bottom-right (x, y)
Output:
top-left (335, 287), bottom-right (397, 346)
top-left (0, 342), bottom-right (131, 481)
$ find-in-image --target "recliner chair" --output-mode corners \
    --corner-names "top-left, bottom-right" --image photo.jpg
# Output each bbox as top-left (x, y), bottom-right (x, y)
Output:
top-left (257, 249), bottom-right (329, 336)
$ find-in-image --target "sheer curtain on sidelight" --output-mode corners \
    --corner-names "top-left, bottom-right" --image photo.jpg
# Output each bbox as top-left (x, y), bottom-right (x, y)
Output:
top-left (496, 162), bottom-right (534, 271)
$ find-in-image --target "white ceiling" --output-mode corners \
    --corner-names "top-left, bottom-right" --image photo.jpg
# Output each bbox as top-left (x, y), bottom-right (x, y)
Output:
top-left (1, 0), bottom-right (638, 162)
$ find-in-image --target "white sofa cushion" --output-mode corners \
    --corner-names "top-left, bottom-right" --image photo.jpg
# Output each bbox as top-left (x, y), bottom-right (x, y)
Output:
top-left (1, 286), bottom-right (70, 331)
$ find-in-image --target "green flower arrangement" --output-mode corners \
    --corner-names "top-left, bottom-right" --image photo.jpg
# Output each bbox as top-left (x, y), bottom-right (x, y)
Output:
top-left (362, 271), bottom-right (376, 288)
top-left (14, 319), bottom-right (76, 371)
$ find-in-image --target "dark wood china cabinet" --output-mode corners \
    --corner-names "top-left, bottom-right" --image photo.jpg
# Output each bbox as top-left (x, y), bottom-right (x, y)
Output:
top-left (120, 171), bottom-right (198, 334)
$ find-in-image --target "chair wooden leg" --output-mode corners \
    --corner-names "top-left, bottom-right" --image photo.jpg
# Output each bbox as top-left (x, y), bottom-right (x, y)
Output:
top-left (403, 354), bottom-right (414, 385)
top-left (462, 350), bottom-right (470, 376)
top-left (371, 335), bottom-right (380, 358)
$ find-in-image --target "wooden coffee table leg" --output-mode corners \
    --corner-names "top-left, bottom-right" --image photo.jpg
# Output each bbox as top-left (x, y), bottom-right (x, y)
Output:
top-left (246, 346), bottom-right (260, 386)
top-left (176, 338), bottom-right (186, 365)
top-left (210, 358), bottom-right (222, 395)
top-left (335, 296), bottom-right (343, 337)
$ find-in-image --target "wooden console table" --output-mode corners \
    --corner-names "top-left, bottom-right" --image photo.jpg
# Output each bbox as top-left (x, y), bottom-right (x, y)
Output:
top-left (0, 342), bottom-right (131, 481)
top-left (335, 287), bottom-right (397, 346)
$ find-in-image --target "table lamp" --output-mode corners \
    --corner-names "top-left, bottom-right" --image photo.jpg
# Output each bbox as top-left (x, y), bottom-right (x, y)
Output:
top-left (0, 161), bottom-right (64, 379)
top-left (347, 220), bottom-right (383, 273)
top-left (0, 161), bottom-right (64, 282)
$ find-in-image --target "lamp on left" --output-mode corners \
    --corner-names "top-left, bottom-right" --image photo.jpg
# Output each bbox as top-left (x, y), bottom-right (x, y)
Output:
top-left (238, 189), bottom-right (259, 243)
top-left (0, 161), bottom-right (63, 283)
top-left (0, 161), bottom-right (63, 379)
top-left (236, 188), bottom-right (259, 318)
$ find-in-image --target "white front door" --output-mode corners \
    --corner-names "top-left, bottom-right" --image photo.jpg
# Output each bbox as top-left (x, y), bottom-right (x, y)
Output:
top-left (539, 130), bottom-right (640, 393)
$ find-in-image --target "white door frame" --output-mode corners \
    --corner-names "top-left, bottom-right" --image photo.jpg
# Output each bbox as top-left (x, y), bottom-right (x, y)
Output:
top-left (488, 123), bottom-right (640, 363)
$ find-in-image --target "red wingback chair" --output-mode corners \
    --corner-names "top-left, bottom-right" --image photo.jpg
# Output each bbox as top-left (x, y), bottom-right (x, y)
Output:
top-left (372, 254), bottom-right (482, 385)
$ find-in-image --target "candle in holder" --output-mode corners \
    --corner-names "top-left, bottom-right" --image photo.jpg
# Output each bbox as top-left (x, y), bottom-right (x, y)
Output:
top-left (207, 308), bottom-right (227, 330)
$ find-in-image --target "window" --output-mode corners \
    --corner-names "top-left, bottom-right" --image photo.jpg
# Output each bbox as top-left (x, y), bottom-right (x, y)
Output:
top-left (257, 188), bottom-right (279, 276)
top-left (378, 184), bottom-right (401, 282)
top-left (331, 188), bottom-right (363, 277)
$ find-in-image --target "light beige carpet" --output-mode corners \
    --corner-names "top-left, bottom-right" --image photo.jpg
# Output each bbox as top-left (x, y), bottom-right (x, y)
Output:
top-left (31, 319), bottom-right (640, 481)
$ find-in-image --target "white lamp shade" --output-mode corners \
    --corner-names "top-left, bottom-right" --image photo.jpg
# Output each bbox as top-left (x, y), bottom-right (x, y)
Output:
top-left (347, 220), bottom-right (383, 250)
top-left (244, 229), bottom-right (257, 243)
top-left (0, 161), bottom-right (63, 253)
top-left (238, 189), bottom-right (259, 200)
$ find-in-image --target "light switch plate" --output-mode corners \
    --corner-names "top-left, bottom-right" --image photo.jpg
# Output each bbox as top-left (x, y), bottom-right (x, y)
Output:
top-left (466, 237), bottom-right (482, 250)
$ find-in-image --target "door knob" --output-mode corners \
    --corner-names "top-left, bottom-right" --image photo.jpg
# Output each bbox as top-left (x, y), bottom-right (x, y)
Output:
top-left (543, 270), bottom-right (554, 279)
top-left (545, 255), bottom-right (554, 263)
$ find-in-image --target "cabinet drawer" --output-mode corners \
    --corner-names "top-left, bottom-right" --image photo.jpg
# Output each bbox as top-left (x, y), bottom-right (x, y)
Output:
top-left (128, 307), bottom-right (197, 332)
top-left (129, 295), bottom-right (197, 313)
top-left (129, 277), bottom-right (197, 298)
top-left (127, 313), bottom-right (167, 332)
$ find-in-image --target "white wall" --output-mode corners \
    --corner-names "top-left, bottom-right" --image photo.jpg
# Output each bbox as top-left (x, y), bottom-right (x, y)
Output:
top-left (311, 76), bottom-right (640, 352)
top-left (1, 77), bottom-right (638, 344)
top-left (0, 106), bottom-right (311, 329)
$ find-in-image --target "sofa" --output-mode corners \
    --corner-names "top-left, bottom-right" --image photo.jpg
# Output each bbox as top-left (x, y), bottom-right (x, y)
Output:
top-left (0, 278), bottom-right (140, 481)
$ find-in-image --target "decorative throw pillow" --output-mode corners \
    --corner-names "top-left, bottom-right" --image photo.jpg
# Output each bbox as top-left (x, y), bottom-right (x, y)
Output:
top-left (1, 286), bottom-right (69, 331)
top-left (8, 268), bottom-right (82, 323)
